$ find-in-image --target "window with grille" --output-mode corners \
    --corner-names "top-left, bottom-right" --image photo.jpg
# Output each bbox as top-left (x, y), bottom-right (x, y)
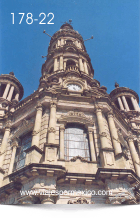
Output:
top-left (64, 124), bottom-right (90, 161)
top-left (13, 132), bottom-right (32, 171)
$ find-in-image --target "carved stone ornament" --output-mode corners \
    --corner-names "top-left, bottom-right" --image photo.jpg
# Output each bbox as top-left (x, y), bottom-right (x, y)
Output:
top-left (5, 120), bottom-right (11, 129)
top-left (50, 100), bottom-right (57, 108)
top-left (40, 194), bottom-right (59, 204)
top-left (94, 103), bottom-right (103, 112)
top-left (70, 155), bottom-right (89, 163)
top-left (117, 129), bottom-right (129, 150)
top-left (11, 137), bottom-right (20, 148)
top-left (107, 109), bottom-right (114, 118)
top-left (67, 198), bottom-right (95, 204)
top-left (48, 127), bottom-right (56, 133)
top-left (58, 111), bottom-right (94, 127)
top-left (67, 198), bottom-right (91, 204)
top-left (99, 132), bottom-right (107, 138)
top-left (36, 102), bottom-right (42, 109)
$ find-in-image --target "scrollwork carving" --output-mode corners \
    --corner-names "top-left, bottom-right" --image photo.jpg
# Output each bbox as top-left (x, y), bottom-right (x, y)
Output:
top-left (70, 155), bottom-right (89, 163)
top-left (58, 111), bottom-right (94, 127)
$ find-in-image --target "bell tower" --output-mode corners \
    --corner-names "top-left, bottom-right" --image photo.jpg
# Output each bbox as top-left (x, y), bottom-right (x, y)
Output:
top-left (39, 23), bottom-right (95, 93)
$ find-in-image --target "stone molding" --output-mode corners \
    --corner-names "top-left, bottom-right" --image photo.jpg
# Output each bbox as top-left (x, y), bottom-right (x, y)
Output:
top-left (58, 111), bottom-right (94, 128)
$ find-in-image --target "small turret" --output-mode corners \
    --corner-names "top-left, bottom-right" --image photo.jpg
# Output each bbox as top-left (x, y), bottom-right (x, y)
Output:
top-left (0, 72), bottom-right (24, 116)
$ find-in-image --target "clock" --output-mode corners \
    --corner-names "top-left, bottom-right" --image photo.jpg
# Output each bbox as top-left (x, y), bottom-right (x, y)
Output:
top-left (67, 84), bottom-right (81, 91)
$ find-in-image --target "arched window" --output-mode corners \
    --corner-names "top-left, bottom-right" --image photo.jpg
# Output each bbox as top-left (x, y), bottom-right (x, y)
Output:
top-left (13, 132), bottom-right (32, 171)
top-left (64, 124), bottom-right (90, 161)
top-left (66, 60), bottom-right (76, 67)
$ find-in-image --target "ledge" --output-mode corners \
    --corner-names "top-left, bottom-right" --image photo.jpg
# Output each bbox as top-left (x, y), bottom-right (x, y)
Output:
top-left (96, 168), bottom-right (140, 186)
top-left (9, 163), bottom-right (66, 182)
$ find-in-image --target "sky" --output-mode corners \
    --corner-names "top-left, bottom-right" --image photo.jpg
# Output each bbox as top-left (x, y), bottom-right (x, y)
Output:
top-left (0, 0), bottom-right (139, 100)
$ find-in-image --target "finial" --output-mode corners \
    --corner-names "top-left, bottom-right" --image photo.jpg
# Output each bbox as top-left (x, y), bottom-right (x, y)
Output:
top-left (9, 72), bottom-right (14, 76)
top-left (115, 82), bottom-right (119, 88)
top-left (69, 19), bottom-right (72, 24)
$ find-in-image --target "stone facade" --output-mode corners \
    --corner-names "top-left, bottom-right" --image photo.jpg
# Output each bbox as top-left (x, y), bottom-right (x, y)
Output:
top-left (0, 23), bottom-right (140, 205)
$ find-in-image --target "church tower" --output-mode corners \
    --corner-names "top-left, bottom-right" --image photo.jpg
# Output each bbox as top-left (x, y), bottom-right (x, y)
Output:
top-left (0, 23), bottom-right (140, 205)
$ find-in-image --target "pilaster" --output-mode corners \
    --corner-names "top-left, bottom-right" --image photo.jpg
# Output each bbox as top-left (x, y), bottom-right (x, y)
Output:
top-left (88, 127), bottom-right (96, 162)
top-left (48, 100), bottom-right (57, 144)
top-left (31, 102), bottom-right (43, 147)
top-left (59, 124), bottom-right (65, 160)
top-left (8, 138), bottom-right (19, 175)
top-left (107, 111), bottom-right (122, 156)
top-left (127, 136), bottom-right (140, 177)
top-left (95, 105), bottom-right (115, 168)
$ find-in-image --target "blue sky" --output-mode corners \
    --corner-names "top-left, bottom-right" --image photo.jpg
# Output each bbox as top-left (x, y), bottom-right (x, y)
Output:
top-left (0, 0), bottom-right (139, 99)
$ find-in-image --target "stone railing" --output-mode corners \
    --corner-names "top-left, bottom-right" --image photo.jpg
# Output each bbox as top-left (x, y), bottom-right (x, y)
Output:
top-left (66, 65), bottom-right (79, 72)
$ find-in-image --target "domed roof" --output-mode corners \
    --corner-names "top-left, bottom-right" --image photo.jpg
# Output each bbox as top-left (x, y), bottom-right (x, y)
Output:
top-left (60, 23), bottom-right (73, 30)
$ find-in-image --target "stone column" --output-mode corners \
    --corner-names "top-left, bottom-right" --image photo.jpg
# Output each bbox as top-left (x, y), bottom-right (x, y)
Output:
top-left (107, 111), bottom-right (122, 156)
top-left (61, 38), bottom-right (64, 46)
top-left (95, 105), bottom-right (115, 167)
top-left (58, 39), bottom-right (61, 46)
top-left (59, 125), bottom-right (65, 160)
top-left (48, 101), bottom-right (57, 144)
top-left (131, 97), bottom-right (138, 111)
top-left (127, 137), bottom-right (140, 177)
top-left (31, 103), bottom-right (43, 147)
top-left (3, 84), bottom-right (10, 99)
top-left (64, 61), bottom-right (66, 70)
top-left (134, 98), bottom-right (140, 111)
top-left (88, 127), bottom-right (96, 162)
top-left (95, 106), bottom-right (108, 149)
top-left (8, 138), bottom-right (19, 175)
top-left (15, 93), bottom-right (19, 102)
top-left (59, 55), bottom-right (63, 70)
top-left (137, 140), bottom-right (140, 157)
top-left (0, 125), bottom-right (11, 168)
top-left (7, 86), bottom-right (14, 101)
top-left (79, 57), bottom-right (84, 72)
top-left (122, 96), bottom-right (129, 111)
top-left (84, 61), bottom-right (88, 74)
top-left (117, 97), bottom-right (124, 110)
top-left (54, 57), bottom-right (58, 72)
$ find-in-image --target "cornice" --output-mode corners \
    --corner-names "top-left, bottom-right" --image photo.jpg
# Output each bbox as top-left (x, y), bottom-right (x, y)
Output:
top-left (110, 87), bottom-right (139, 102)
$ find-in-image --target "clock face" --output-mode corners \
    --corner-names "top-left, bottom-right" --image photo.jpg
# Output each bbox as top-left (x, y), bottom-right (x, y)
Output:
top-left (67, 84), bottom-right (81, 91)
